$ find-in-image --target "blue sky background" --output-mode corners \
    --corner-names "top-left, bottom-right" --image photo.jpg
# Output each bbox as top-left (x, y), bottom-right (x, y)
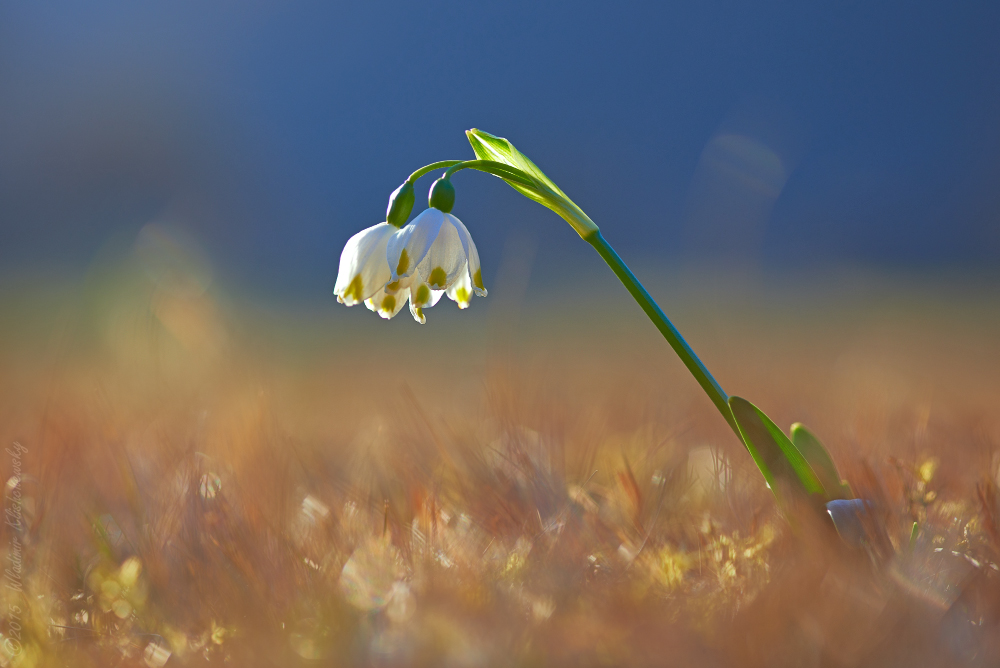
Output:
top-left (2, 1), bottom-right (998, 300)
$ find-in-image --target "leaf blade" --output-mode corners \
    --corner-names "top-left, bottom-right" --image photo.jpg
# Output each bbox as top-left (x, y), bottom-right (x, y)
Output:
top-left (729, 396), bottom-right (825, 499)
top-left (790, 422), bottom-right (851, 500)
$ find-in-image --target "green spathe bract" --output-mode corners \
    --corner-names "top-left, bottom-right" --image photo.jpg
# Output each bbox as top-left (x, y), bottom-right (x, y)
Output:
top-left (361, 128), bottom-right (850, 510)
top-left (465, 129), bottom-right (598, 238)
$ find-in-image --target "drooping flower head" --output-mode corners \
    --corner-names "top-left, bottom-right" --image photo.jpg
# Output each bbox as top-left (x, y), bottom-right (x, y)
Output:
top-left (334, 176), bottom-right (486, 323)
top-left (381, 207), bottom-right (486, 322)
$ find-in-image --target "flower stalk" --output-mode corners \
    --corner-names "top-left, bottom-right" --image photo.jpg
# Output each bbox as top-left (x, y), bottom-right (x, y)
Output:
top-left (406, 160), bottom-right (464, 184)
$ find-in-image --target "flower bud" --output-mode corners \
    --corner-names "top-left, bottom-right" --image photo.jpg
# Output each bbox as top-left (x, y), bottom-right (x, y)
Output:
top-left (428, 177), bottom-right (455, 213)
top-left (386, 182), bottom-right (415, 228)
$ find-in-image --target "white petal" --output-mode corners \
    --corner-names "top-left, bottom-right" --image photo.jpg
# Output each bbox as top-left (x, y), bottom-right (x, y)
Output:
top-left (445, 264), bottom-right (474, 309)
top-left (406, 281), bottom-right (444, 324)
top-left (381, 272), bottom-right (414, 297)
top-left (364, 286), bottom-right (410, 320)
top-left (334, 223), bottom-right (395, 306)
top-left (386, 209), bottom-right (444, 281)
top-left (408, 301), bottom-right (426, 324)
top-left (446, 214), bottom-right (486, 296)
top-left (417, 216), bottom-right (467, 290)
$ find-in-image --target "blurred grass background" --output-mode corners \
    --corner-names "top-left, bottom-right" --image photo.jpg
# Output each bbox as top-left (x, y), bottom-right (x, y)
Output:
top-left (1, 237), bottom-right (999, 665)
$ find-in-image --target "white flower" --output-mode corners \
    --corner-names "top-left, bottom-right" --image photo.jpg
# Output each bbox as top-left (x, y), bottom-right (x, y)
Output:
top-left (386, 208), bottom-right (486, 319)
top-left (364, 278), bottom-right (445, 324)
top-left (333, 222), bottom-right (396, 306)
top-left (335, 209), bottom-right (486, 324)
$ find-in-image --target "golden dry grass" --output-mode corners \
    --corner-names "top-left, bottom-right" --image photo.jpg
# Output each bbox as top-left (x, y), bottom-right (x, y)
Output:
top-left (1, 260), bottom-right (999, 667)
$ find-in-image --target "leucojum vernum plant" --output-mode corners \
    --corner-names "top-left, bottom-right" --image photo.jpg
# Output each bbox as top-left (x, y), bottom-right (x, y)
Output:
top-left (334, 129), bottom-right (867, 542)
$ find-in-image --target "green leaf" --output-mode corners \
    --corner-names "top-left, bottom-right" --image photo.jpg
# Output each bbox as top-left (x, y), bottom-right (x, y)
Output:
top-left (790, 422), bottom-right (851, 500)
top-left (728, 396), bottom-right (825, 499)
top-left (466, 128), bottom-right (599, 237)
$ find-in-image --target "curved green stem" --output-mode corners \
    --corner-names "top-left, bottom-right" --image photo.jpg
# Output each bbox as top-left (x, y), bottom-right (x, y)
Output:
top-left (444, 160), bottom-right (535, 186)
top-left (407, 161), bottom-right (464, 184)
top-left (408, 160), bottom-right (533, 187)
top-left (585, 231), bottom-right (740, 438)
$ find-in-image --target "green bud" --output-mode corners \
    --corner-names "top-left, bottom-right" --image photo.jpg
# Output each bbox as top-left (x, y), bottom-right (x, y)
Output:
top-left (386, 182), bottom-right (415, 228)
top-left (428, 177), bottom-right (456, 213)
